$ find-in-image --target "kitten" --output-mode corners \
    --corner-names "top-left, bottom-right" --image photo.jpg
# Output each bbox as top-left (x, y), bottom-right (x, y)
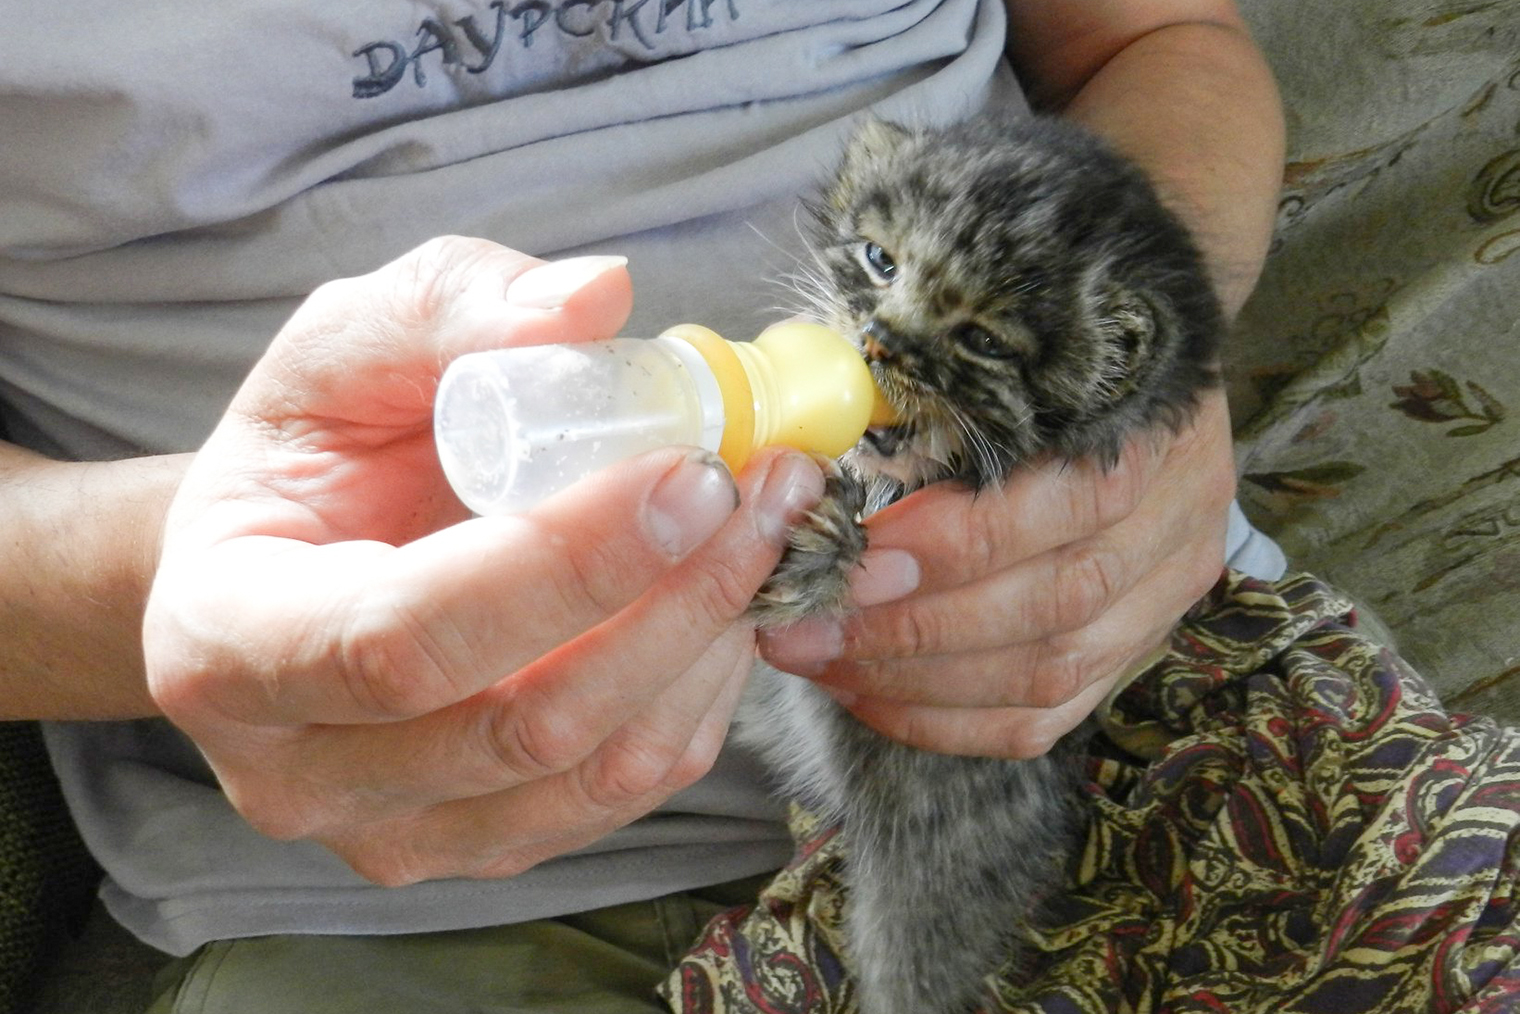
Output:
top-left (736, 115), bottom-right (1223, 1014)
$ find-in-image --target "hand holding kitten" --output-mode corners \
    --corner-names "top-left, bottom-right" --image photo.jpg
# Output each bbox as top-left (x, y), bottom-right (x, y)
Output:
top-left (760, 384), bottom-right (1233, 758)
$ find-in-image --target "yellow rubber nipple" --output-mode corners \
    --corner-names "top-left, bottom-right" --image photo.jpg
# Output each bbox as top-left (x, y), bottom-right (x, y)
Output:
top-left (658, 322), bottom-right (900, 473)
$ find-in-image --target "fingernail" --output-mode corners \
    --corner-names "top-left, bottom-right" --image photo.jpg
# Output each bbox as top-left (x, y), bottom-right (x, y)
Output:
top-left (753, 454), bottom-right (827, 547)
top-left (849, 549), bottom-right (920, 607)
top-left (505, 255), bottom-right (628, 309)
top-left (646, 451), bottom-right (739, 557)
top-left (759, 617), bottom-right (843, 676)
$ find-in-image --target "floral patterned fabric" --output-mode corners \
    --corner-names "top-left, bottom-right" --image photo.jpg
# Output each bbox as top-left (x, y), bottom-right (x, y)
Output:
top-left (1226, 1), bottom-right (1520, 719)
top-left (659, 572), bottom-right (1520, 1013)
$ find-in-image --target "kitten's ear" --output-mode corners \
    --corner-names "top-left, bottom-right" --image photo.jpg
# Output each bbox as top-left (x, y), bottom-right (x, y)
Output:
top-left (1092, 284), bottom-right (1160, 403)
top-left (847, 117), bottom-right (913, 162)
top-left (828, 117), bottom-right (914, 213)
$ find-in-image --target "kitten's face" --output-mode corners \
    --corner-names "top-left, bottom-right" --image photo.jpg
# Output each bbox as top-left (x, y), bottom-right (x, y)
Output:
top-left (820, 180), bottom-right (1050, 489)
top-left (804, 118), bottom-right (1212, 490)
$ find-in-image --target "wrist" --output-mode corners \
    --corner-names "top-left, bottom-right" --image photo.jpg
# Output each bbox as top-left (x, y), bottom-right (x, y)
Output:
top-left (0, 445), bottom-right (190, 718)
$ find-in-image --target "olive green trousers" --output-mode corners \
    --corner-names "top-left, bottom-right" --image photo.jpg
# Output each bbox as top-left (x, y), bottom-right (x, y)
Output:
top-left (144, 876), bottom-right (768, 1014)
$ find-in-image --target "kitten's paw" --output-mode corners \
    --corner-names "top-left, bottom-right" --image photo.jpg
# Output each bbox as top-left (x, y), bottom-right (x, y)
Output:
top-left (749, 465), bottom-right (868, 626)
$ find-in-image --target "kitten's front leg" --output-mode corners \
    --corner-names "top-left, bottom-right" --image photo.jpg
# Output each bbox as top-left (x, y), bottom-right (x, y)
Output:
top-left (749, 461), bottom-right (868, 625)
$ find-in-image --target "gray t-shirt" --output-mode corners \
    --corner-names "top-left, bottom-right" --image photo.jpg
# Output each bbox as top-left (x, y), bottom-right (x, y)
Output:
top-left (2, 0), bottom-right (1020, 955)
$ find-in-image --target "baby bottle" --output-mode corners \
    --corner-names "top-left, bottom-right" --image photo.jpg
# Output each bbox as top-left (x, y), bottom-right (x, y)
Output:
top-left (433, 321), bottom-right (898, 516)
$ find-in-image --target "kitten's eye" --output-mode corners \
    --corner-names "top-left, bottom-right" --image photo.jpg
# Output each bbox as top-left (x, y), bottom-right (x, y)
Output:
top-left (858, 241), bottom-right (898, 285)
top-left (953, 323), bottom-right (1017, 360)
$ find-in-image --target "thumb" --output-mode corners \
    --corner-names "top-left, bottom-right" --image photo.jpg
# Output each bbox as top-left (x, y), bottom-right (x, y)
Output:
top-left (147, 446), bottom-right (747, 727)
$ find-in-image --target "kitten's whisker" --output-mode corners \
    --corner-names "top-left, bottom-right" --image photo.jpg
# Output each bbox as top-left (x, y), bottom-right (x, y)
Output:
top-left (773, 272), bottom-right (835, 325)
top-left (996, 276), bottom-right (1042, 301)
top-left (944, 403), bottom-right (1007, 488)
top-left (748, 215), bottom-right (849, 327)
top-left (744, 219), bottom-right (799, 265)
top-left (744, 220), bottom-right (827, 319)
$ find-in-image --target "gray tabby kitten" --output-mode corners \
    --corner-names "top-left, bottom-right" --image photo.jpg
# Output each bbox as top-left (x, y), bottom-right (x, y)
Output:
top-left (736, 115), bottom-right (1223, 1014)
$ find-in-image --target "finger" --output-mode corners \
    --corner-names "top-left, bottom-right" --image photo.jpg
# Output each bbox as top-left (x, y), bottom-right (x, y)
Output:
top-left (471, 451), bottom-right (816, 759)
top-left (761, 529), bottom-right (1144, 674)
top-left (320, 627), bottom-right (757, 884)
top-left (839, 461), bottom-right (1224, 663)
top-left (466, 624), bottom-right (757, 880)
top-left (832, 655), bottom-right (1122, 759)
top-left (862, 388), bottom-right (1231, 594)
top-left (760, 394), bottom-right (1234, 676)
top-left (762, 465), bottom-right (1228, 679)
top-left (799, 523), bottom-right (1224, 710)
top-left (148, 446), bottom-right (758, 726)
top-left (195, 452), bottom-right (821, 830)
top-left (862, 430), bottom-right (1162, 594)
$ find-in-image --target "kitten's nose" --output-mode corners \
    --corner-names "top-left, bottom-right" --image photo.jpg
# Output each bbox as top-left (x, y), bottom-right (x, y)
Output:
top-left (861, 318), bottom-right (901, 361)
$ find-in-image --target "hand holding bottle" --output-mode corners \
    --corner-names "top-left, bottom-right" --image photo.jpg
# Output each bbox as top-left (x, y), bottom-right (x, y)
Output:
top-left (142, 238), bottom-right (824, 883)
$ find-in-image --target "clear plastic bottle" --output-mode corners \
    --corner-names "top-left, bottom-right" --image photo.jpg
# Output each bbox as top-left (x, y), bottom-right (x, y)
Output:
top-left (434, 322), bottom-right (896, 515)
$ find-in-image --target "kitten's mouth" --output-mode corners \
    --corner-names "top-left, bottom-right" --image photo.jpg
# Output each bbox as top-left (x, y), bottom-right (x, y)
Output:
top-left (861, 363), bottom-right (916, 460)
top-left (863, 424), bottom-right (908, 457)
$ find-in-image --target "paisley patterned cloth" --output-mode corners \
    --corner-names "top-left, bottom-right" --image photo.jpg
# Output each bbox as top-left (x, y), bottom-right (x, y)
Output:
top-left (659, 571), bottom-right (1520, 1013)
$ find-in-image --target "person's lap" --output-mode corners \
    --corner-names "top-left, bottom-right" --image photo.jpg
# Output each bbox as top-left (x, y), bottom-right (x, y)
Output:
top-left (144, 875), bottom-right (771, 1014)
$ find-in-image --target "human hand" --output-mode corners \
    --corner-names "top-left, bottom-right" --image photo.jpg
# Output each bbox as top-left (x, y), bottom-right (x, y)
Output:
top-left (142, 237), bottom-right (824, 884)
top-left (759, 386), bottom-right (1235, 758)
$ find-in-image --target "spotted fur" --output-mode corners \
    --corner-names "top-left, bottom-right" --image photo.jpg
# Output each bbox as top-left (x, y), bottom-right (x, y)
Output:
top-left (739, 114), bottom-right (1223, 1014)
